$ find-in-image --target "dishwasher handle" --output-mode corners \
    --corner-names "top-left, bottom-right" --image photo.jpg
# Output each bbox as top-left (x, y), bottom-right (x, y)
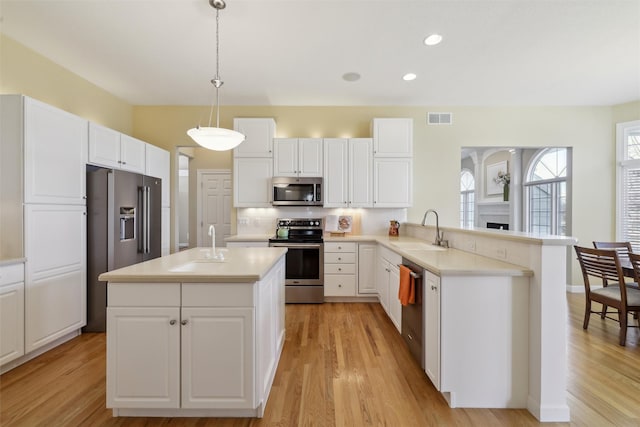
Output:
top-left (398, 264), bottom-right (421, 279)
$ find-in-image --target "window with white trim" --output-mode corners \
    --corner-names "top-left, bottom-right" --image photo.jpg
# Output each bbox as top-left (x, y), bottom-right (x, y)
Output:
top-left (460, 169), bottom-right (475, 228)
top-left (617, 120), bottom-right (640, 249)
top-left (524, 148), bottom-right (568, 235)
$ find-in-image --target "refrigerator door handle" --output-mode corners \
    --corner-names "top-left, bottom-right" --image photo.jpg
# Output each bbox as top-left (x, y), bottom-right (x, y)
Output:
top-left (144, 186), bottom-right (151, 254)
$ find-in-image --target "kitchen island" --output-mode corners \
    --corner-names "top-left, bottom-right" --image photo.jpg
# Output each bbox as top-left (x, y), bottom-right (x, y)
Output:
top-left (98, 246), bottom-right (287, 418)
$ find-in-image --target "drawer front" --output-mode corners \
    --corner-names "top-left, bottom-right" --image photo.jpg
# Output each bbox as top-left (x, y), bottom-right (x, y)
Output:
top-left (108, 282), bottom-right (181, 306)
top-left (324, 242), bottom-right (356, 253)
top-left (324, 263), bottom-right (356, 275)
top-left (324, 252), bottom-right (356, 264)
top-left (324, 274), bottom-right (356, 296)
top-left (182, 282), bottom-right (255, 307)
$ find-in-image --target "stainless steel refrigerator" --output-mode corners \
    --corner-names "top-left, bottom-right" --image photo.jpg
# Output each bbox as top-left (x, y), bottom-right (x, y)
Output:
top-left (84, 165), bottom-right (162, 332)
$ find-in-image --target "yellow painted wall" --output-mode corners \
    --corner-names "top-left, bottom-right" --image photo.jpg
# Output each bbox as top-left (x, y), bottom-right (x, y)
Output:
top-left (0, 34), bottom-right (133, 133)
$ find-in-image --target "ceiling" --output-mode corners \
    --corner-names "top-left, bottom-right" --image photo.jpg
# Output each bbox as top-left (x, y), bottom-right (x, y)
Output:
top-left (1, 0), bottom-right (639, 107)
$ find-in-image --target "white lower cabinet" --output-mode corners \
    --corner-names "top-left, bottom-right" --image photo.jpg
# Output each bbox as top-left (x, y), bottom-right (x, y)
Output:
top-left (376, 245), bottom-right (402, 332)
top-left (106, 257), bottom-right (285, 416)
top-left (423, 270), bottom-right (440, 390)
top-left (107, 306), bottom-right (181, 408)
top-left (181, 307), bottom-right (254, 409)
top-left (324, 242), bottom-right (357, 297)
top-left (24, 204), bottom-right (86, 353)
top-left (357, 243), bottom-right (377, 294)
top-left (0, 263), bottom-right (25, 366)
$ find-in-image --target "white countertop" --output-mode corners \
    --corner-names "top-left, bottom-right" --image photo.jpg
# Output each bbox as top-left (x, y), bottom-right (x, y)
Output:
top-left (225, 233), bottom-right (532, 277)
top-left (99, 247), bottom-right (287, 283)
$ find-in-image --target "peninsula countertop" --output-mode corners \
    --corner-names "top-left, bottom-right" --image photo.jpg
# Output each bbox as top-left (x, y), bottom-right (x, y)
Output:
top-left (99, 246), bottom-right (287, 283)
top-left (225, 233), bottom-right (532, 277)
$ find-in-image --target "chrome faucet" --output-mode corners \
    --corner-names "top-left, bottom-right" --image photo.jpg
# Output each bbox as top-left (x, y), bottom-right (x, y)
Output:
top-left (421, 209), bottom-right (446, 247)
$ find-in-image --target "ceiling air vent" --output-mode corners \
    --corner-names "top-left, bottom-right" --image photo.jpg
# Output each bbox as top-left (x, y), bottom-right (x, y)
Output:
top-left (427, 112), bottom-right (452, 125)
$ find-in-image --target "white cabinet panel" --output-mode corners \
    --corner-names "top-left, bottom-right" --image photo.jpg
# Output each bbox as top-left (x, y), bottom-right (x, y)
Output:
top-left (120, 134), bottom-right (146, 174)
top-left (424, 270), bottom-right (440, 390)
top-left (349, 139), bottom-right (373, 207)
top-left (88, 122), bottom-right (121, 169)
top-left (162, 207), bottom-right (170, 256)
top-left (24, 204), bottom-right (86, 352)
top-left (107, 307), bottom-right (181, 409)
top-left (372, 118), bottom-right (413, 157)
top-left (233, 118), bottom-right (275, 157)
top-left (273, 138), bottom-right (322, 177)
top-left (358, 244), bottom-right (377, 294)
top-left (89, 122), bottom-right (146, 174)
top-left (374, 158), bottom-right (412, 208)
top-left (146, 144), bottom-right (171, 207)
top-left (181, 307), bottom-right (255, 409)
top-left (323, 139), bottom-right (349, 207)
top-left (388, 263), bottom-right (401, 332)
top-left (24, 97), bottom-right (87, 204)
top-left (273, 138), bottom-right (297, 176)
top-left (234, 158), bottom-right (272, 207)
top-left (323, 138), bottom-right (372, 208)
top-left (0, 264), bottom-right (25, 366)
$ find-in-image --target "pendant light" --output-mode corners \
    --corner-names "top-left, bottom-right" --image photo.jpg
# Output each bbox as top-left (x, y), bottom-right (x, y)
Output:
top-left (187, 0), bottom-right (245, 151)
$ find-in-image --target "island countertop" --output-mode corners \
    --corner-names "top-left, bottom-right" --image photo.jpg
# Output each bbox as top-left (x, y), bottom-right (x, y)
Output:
top-left (99, 246), bottom-right (287, 283)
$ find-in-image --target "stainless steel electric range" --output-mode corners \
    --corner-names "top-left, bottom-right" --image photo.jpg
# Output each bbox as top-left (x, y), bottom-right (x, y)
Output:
top-left (268, 218), bottom-right (324, 303)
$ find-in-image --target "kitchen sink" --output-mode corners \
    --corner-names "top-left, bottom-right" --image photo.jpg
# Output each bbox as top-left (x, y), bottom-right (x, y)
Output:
top-left (390, 242), bottom-right (447, 251)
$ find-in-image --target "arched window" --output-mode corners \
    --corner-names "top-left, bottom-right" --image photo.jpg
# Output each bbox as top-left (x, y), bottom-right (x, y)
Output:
top-left (524, 148), bottom-right (567, 235)
top-left (460, 169), bottom-right (475, 228)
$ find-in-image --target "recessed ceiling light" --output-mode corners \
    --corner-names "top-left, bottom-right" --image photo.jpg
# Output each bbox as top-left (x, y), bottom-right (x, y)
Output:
top-left (403, 73), bottom-right (417, 81)
top-left (424, 34), bottom-right (443, 46)
top-left (342, 72), bottom-right (361, 82)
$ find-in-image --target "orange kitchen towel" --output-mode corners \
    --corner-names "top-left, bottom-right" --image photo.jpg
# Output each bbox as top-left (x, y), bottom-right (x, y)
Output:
top-left (398, 265), bottom-right (415, 306)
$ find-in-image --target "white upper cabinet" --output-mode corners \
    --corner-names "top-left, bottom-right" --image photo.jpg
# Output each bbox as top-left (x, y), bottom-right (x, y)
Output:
top-left (233, 118), bottom-right (275, 157)
top-left (373, 158), bottom-right (413, 208)
top-left (88, 122), bottom-right (146, 174)
top-left (372, 118), bottom-right (413, 157)
top-left (349, 138), bottom-right (374, 208)
top-left (145, 143), bottom-right (171, 207)
top-left (23, 97), bottom-right (88, 205)
top-left (119, 134), bottom-right (146, 173)
top-left (323, 139), bottom-right (349, 207)
top-left (273, 138), bottom-right (322, 177)
top-left (323, 138), bottom-right (372, 208)
top-left (233, 157), bottom-right (273, 207)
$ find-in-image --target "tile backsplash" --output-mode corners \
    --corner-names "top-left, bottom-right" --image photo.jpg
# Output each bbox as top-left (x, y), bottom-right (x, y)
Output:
top-left (236, 207), bottom-right (407, 236)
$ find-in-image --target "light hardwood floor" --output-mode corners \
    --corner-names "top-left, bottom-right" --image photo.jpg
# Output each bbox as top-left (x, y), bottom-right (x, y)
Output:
top-left (1, 293), bottom-right (639, 426)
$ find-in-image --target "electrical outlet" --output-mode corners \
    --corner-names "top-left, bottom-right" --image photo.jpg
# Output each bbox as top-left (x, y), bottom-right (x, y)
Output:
top-left (468, 240), bottom-right (476, 251)
top-left (496, 248), bottom-right (507, 259)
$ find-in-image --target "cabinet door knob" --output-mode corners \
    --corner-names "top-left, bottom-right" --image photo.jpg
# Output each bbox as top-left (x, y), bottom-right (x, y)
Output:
top-left (181, 319), bottom-right (188, 326)
top-left (338, 284), bottom-right (342, 287)
top-left (338, 267), bottom-right (342, 271)
top-left (169, 319), bottom-right (177, 325)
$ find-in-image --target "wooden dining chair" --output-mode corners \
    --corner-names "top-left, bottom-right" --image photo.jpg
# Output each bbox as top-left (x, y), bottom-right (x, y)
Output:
top-left (574, 245), bottom-right (640, 346)
top-left (592, 241), bottom-right (636, 318)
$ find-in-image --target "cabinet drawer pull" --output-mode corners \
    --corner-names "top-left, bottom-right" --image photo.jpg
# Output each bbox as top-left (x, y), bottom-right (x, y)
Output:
top-left (181, 319), bottom-right (189, 326)
top-left (338, 267), bottom-right (342, 271)
top-left (169, 319), bottom-right (176, 325)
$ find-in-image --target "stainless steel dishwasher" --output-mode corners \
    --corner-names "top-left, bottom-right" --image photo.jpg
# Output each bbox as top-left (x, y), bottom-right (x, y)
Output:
top-left (400, 258), bottom-right (424, 369)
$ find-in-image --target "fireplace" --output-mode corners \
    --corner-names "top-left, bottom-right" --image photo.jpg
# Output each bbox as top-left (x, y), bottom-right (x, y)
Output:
top-left (487, 222), bottom-right (509, 230)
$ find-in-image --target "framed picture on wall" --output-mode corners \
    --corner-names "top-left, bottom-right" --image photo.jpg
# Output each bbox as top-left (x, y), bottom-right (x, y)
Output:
top-left (486, 160), bottom-right (507, 196)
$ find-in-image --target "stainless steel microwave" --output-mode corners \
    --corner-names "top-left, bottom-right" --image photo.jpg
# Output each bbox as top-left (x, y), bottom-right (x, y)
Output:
top-left (272, 177), bottom-right (323, 206)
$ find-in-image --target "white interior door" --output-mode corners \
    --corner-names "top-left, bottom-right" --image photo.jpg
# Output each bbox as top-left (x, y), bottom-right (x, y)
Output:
top-left (197, 170), bottom-right (232, 248)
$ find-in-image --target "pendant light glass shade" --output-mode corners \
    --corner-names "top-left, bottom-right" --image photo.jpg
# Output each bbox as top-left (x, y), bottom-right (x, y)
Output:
top-left (187, 126), bottom-right (245, 151)
top-left (187, 0), bottom-right (244, 151)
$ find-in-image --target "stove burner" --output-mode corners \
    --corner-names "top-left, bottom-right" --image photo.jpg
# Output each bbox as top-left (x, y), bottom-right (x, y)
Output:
top-left (270, 217), bottom-right (324, 243)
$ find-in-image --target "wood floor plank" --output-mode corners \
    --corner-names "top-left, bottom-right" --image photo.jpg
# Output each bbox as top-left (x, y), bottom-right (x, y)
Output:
top-left (2, 293), bottom-right (640, 426)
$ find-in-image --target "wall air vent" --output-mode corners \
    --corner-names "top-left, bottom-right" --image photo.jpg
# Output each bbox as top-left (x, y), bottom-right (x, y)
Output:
top-left (427, 112), bottom-right (452, 125)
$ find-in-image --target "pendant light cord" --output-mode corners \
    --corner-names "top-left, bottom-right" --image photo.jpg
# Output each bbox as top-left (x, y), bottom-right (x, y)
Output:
top-left (207, 7), bottom-right (222, 129)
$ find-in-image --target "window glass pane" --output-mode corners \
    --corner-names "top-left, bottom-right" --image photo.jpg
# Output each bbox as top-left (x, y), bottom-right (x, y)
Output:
top-left (622, 167), bottom-right (640, 247)
top-left (556, 181), bottom-right (567, 236)
top-left (460, 170), bottom-right (474, 191)
top-left (628, 131), bottom-right (640, 160)
top-left (529, 148), bottom-right (567, 181)
top-left (529, 183), bottom-right (551, 234)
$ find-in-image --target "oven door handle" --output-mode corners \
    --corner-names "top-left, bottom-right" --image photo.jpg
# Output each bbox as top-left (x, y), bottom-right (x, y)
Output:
top-left (270, 243), bottom-right (322, 249)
